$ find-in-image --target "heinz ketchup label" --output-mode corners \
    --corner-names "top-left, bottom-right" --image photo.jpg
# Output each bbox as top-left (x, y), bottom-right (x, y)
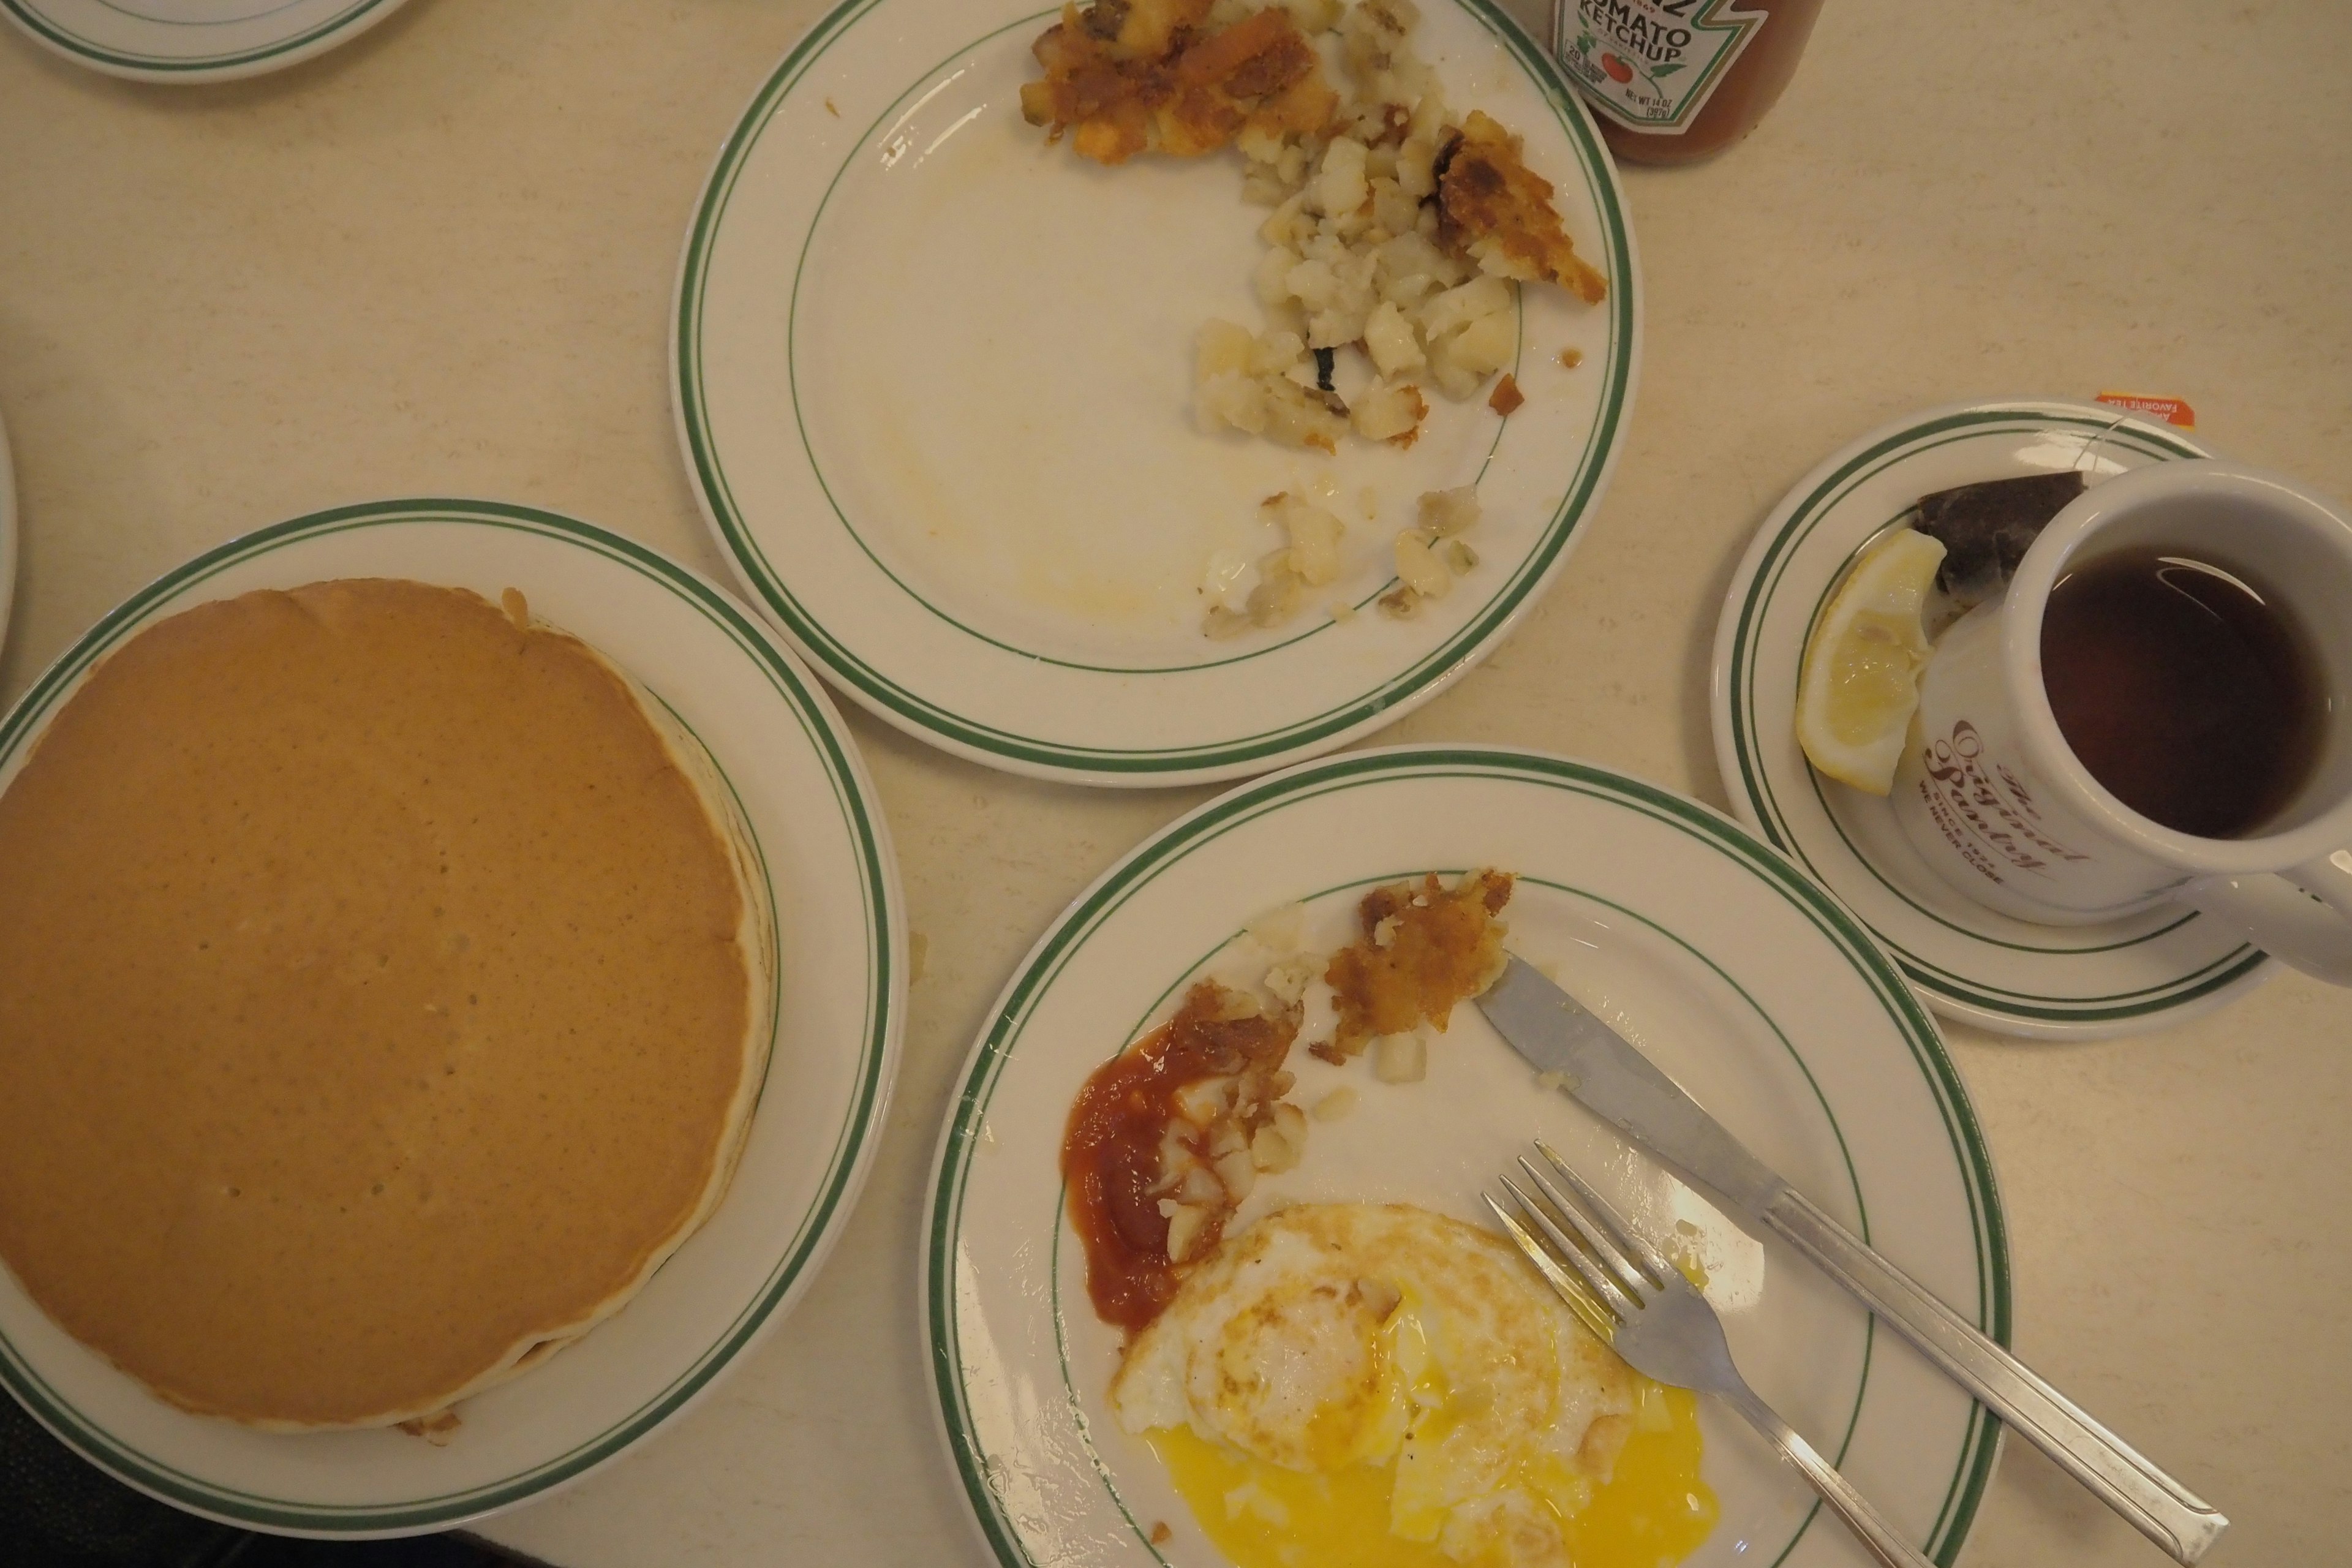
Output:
top-left (1558, 0), bottom-right (1766, 134)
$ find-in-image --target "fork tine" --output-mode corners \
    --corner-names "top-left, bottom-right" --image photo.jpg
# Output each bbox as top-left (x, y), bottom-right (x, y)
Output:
top-left (1497, 1175), bottom-right (1642, 1321)
top-left (1493, 1185), bottom-right (1632, 1343)
top-left (1485, 1194), bottom-right (1619, 1345)
top-left (1514, 1155), bottom-right (1658, 1298)
top-left (1532, 1139), bottom-right (1672, 1287)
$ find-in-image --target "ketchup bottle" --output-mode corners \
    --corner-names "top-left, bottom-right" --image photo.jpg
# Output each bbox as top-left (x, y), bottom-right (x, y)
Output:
top-left (1553, 0), bottom-right (1825, 167)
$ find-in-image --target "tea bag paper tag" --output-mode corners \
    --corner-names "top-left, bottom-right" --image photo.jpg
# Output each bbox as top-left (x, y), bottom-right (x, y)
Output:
top-left (2094, 391), bottom-right (2196, 431)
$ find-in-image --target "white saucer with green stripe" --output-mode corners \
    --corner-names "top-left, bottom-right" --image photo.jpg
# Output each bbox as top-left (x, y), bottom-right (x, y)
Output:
top-left (674, 0), bottom-right (1638, 786)
top-left (0, 0), bottom-right (406, 82)
top-left (0, 499), bottom-right (903, 1536)
top-left (1711, 401), bottom-right (2272, 1040)
top-left (925, 745), bottom-right (2004, 1568)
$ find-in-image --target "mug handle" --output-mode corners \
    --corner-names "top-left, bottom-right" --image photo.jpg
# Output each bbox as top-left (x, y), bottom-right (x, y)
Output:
top-left (2184, 850), bottom-right (2352, 985)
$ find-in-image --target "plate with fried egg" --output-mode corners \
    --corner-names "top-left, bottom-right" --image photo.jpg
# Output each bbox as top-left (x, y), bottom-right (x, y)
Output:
top-left (925, 744), bottom-right (2005, 1568)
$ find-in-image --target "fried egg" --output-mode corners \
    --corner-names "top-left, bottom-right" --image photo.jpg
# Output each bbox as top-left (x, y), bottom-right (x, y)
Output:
top-left (1111, 1203), bottom-right (1716, 1568)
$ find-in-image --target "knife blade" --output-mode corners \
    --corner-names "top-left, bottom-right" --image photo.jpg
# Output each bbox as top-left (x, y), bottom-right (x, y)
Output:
top-left (1475, 955), bottom-right (2226, 1566)
top-left (1477, 954), bottom-right (1788, 1220)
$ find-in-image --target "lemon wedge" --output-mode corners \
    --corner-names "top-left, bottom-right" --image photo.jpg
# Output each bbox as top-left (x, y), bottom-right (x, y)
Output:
top-left (1796, 527), bottom-right (1948, 794)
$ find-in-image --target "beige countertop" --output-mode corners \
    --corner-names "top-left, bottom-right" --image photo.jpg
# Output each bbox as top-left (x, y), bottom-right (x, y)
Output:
top-left (2, 1), bottom-right (2348, 1563)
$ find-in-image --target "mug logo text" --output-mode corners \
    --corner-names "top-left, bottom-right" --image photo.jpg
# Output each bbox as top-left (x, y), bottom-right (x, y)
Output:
top-left (1915, 720), bottom-right (2094, 886)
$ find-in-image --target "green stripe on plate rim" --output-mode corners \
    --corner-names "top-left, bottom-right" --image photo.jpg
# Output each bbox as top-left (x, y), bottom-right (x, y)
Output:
top-left (0, 499), bottom-right (897, 1532)
top-left (0, 0), bottom-right (394, 72)
top-left (1042, 872), bottom-right (1882, 1568)
top-left (926, 748), bottom-right (2007, 1568)
top-left (1722, 406), bottom-right (2266, 1020)
top-left (674, 0), bottom-right (1636, 772)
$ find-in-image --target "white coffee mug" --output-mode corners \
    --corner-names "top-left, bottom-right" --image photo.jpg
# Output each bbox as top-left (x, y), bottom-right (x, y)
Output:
top-left (1891, 459), bottom-right (2352, 985)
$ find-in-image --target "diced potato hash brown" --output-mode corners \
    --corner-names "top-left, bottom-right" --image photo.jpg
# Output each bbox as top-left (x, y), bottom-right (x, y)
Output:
top-left (1376, 483), bottom-right (1477, 620)
top-left (1197, 2), bottom-right (1586, 456)
top-left (1022, 1), bottom-right (1605, 641)
top-left (1027, 0), bottom-right (1604, 454)
top-left (1436, 111), bottom-right (1610, 303)
top-left (1144, 981), bottom-right (1310, 1267)
top-left (1322, 868), bottom-right (1514, 1057)
top-left (1204, 489), bottom-right (1351, 639)
top-left (1020, 0), bottom-right (1336, 165)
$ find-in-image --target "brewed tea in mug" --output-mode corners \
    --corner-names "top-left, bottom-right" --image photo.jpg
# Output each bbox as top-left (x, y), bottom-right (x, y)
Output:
top-left (2040, 546), bottom-right (2324, 840)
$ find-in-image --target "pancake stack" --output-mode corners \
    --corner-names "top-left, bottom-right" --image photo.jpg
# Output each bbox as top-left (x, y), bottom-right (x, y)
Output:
top-left (0, 579), bottom-right (772, 1429)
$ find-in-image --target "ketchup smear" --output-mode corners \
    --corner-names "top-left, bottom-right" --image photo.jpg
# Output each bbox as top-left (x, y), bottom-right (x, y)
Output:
top-left (1060, 981), bottom-right (1296, 1332)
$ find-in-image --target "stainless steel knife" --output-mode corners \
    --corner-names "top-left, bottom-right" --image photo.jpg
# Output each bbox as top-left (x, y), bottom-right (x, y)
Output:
top-left (1476, 955), bottom-right (2226, 1566)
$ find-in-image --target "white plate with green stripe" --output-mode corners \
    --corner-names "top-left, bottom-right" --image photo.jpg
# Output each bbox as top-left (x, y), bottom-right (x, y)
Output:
top-left (0, 499), bottom-right (903, 1536)
top-left (0, 0), bottom-right (405, 82)
top-left (1711, 401), bottom-right (2272, 1040)
top-left (925, 745), bottom-right (2005, 1568)
top-left (674, 0), bottom-right (1637, 786)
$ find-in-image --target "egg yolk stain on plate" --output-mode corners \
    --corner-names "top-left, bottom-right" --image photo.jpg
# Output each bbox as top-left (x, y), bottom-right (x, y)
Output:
top-left (1148, 1381), bottom-right (1715, 1568)
top-left (1109, 1205), bottom-right (1716, 1568)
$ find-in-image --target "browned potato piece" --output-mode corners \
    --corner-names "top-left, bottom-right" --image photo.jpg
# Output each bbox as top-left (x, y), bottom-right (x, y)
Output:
top-left (1436, 111), bottom-right (1608, 304)
top-left (1021, 0), bottom-right (1333, 166)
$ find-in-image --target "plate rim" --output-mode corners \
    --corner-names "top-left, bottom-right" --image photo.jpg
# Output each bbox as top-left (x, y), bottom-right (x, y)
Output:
top-left (669, 0), bottom-right (1643, 786)
top-left (0, 497), bottom-right (906, 1536)
top-left (0, 0), bottom-right (407, 82)
top-left (1706, 398), bottom-right (2274, 1041)
top-left (0, 407), bottom-right (16, 658)
top-left (919, 742), bottom-right (2010, 1568)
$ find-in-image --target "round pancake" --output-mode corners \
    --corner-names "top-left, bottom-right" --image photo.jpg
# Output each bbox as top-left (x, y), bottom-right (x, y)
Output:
top-left (0, 579), bottom-right (769, 1428)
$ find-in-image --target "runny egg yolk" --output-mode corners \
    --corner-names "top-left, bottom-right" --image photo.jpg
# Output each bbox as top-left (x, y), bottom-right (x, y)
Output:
top-left (1147, 1378), bottom-right (1716, 1568)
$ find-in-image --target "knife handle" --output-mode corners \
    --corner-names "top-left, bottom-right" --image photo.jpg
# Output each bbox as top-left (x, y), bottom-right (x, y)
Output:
top-left (1763, 1187), bottom-right (2226, 1565)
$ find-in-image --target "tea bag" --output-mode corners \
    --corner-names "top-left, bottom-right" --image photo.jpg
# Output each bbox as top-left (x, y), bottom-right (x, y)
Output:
top-left (1911, 470), bottom-right (2087, 608)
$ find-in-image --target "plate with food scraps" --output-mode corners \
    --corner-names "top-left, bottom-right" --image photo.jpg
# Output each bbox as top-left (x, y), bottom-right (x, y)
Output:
top-left (675, 0), bottom-right (1637, 785)
top-left (0, 0), bottom-right (406, 82)
top-left (0, 499), bottom-right (902, 1535)
top-left (925, 744), bottom-right (2004, 1568)
top-left (1710, 399), bottom-right (2272, 1041)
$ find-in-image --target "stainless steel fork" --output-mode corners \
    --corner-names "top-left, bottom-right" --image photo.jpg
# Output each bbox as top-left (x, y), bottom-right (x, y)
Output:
top-left (1488, 1140), bottom-right (1936, 1568)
